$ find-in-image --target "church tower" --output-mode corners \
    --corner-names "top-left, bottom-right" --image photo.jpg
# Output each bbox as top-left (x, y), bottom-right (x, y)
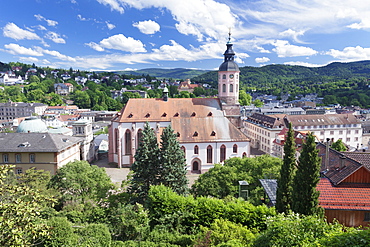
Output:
top-left (218, 32), bottom-right (240, 105)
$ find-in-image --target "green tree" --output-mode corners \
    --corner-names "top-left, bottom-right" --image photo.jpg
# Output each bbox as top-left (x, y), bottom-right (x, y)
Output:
top-left (44, 92), bottom-right (63, 106)
top-left (292, 132), bottom-right (323, 216)
top-left (252, 99), bottom-right (263, 107)
top-left (128, 122), bottom-right (160, 204)
top-left (49, 160), bottom-right (114, 204)
top-left (0, 165), bottom-right (55, 246)
top-left (276, 123), bottom-right (296, 213)
top-left (72, 90), bottom-right (91, 108)
top-left (239, 90), bottom-right (252, 106)
top-left (158, 125), bottom-right (188, 195)
top-left (331, 139), bottom-right (347, 152)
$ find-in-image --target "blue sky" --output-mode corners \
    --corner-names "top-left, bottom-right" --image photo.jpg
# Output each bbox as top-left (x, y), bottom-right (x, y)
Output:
top-left (1, 0), bottom-right (370, 71)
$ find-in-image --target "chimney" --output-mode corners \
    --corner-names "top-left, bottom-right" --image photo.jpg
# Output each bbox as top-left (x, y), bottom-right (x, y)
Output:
top-left (162, 87), bottom-right (169, 102)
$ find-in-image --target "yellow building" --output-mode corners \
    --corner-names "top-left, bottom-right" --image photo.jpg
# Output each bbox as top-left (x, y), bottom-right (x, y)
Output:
top-left (0, 133), bottom-right (83, 175)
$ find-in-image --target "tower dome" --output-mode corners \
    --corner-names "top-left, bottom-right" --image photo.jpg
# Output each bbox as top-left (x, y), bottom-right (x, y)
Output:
top-left (219, 42), bottom-right (239, 72)
top-left (17, 116), bottom-right (48, 133)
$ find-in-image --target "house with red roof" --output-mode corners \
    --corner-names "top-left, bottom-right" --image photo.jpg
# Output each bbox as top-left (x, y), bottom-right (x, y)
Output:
top-left (178, 79), bottom-right (202, 93)
top-left (317, 143), bottom-right (370, 227)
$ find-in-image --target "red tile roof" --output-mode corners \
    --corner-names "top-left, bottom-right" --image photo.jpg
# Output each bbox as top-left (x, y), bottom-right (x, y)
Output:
top-left (317, 178), bottom-right (370, 210)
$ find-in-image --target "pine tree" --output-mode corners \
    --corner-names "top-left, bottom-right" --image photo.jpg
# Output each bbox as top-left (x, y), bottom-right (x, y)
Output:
top-left (292, 132), bottom-right (323, 216)
top-left (159, 125), bottom-right (188, 195)
top-left (128, 122), bottom-right (160, 204)
top-left (276, 123), bottom-right (296, 213)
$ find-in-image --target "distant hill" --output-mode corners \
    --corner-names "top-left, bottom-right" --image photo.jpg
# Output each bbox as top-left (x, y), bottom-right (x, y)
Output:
top-left (116, 68), bottom-right (210, 80)
top-left (192, 60), bottom-right (370, 88)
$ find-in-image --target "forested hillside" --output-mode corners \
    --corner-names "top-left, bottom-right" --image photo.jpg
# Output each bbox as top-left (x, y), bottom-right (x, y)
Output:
top-left (192, 60), bottom-right (370, 108)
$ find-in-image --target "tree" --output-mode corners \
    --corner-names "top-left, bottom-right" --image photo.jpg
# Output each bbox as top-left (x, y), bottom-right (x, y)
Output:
top-left (72, 90), bottom-right (91, 108)
top-left (0, 165), bottom-right (55, 246)
top-left (331, 139), bottom-right (347, 152)
top-left (49, 160), bottom-right (114, 204)
top-left (253, 99), bottom-right (264, 107)
top-left (158, 125), bottom-right (188, 195)
top-left (292, 132), bottom-right (323, 216)
top-left (239, 90), bottom-right (252, 106)
top-left (128, 122), bottom-right (160, 204)
top-left (276, 123), bottom-right (296, 213)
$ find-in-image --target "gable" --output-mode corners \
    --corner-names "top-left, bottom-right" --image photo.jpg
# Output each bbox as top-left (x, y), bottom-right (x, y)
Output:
top-left (342, 166), bottom-right (370, 184)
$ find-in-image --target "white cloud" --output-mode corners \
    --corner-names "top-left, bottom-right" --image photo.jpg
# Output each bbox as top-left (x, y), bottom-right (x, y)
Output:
top-left (96, 0), bottom-right (124, 14)
top-left (4, 43), bottom-right (43, 56)
top-left (3, 23), bottom-right (41, 40)
top-left (272, 40), bottom-right (317, 57)
top-left (279, 29), bottom-right (306, 43)
top-left (85, 42), bottom-right (105, 52)
top-left (347, 19), bottom-right (370, 29)
top-left (19, 57), bottom-right (39, 63)
top-left (33, 46), bottom-right (77, 62)
top-left (77, 14), bottom-right (88, 21)
top-left (255, 57), bottom-right (270, 63)
top-left (326, 46), bottom-right (370, 61)
top-left (34, 14), bottom-right (58, 26)
top-left (106, 22), bottom-right (116, 30)
top-left (36, 25), bottom-right (47, 31)
top-left (283, 61), bottom-right (323, 67)
top-left (133, 20), bottom-right (160, 34)
top-left (45, 31), bottom-right (66, 44)
top-left (98, 34), bottom-right (146, 52)
top-left (98, 0), bottom-right (240, 41)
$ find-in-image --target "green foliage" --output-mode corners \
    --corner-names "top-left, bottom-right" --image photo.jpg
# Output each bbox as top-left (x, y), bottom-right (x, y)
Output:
top-left (331, 139), bottom-right (347, 152)
top-left (129, 122), bottom-right (160, 204)
top-left (254, 213), bottom-right (343, 247)
top-left (196, 218), bottom-right (255, 247)
top-left (0, 165), bottom-right (55, 247)
top-left (75, 223), bottom-right (112, 247)
top-left (146, 228), bottom-right (194, 246)
top-left (276, 123), bottom-right (296, 213)
top-left (159, 125), bottom-right (188, 195)
top-left (252, 99), bottom-right (263, 107)
top-left (108, 203), bottom-right (150, 242)
top-left (319, 228), bottom-right (370, 247)
top-left (239, 90), bottom-right (252, 106)
top-left (42, 217), bottom-right (78, 246)
top-left (191, 156), bottom-right (281, 204)
top-left (49, 160), bottom-right (114, 204)
top-left (292, 133), bottom-right (323, 216)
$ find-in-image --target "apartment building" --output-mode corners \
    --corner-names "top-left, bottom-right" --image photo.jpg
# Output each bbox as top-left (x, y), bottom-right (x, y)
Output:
top-left (0, 101), bottom-right (47, 120)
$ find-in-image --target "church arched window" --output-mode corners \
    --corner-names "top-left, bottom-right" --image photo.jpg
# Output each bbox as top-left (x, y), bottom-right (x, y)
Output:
top-left (230, 84), bottom-right (233, 92)
top-left (222, 74), bottom-right (226, 79)
top-left (207, 145), bottom-right (213, 163)
top-left (222, 84), bottom-right (226, 93)
top-left (220, 145), bottom-right (226, 162)
top-left (233, 144), bottom-right (238, 153)
top-left (194, 145), bottom-right (199, 154)
top-left (125, 129), bottom-right (131, 155)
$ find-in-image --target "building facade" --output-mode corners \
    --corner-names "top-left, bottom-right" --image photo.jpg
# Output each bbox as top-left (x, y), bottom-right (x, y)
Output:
top-left (0, 101), bottom-right (47, 120)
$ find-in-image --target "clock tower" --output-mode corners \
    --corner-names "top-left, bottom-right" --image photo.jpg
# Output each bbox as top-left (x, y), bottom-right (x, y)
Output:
top-left (218, 33), bottom-right (240, 105)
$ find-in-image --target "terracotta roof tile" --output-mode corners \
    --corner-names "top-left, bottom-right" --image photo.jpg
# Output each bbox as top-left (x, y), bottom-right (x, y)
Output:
top-left (318, 178), bottom-right (370, 210)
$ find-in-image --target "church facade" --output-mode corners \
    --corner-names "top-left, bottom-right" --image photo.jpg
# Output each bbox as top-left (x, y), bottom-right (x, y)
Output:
top-left (108, 39), bottom-right (250, 173)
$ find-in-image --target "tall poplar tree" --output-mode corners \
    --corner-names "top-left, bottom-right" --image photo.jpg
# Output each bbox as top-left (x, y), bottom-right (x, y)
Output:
top-left (292, 132), bottom-right (323, 216)
top-left (129, 122), bottom-right (160, 204)
top-left (276, 123), bottom-right (296, 213)
top-left (159, 125), bottom-right (188, 195)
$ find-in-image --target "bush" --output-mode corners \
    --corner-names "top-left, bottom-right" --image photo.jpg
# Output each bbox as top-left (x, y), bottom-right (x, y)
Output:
top-left (42, 217), bottom-right (78, 247)
top-left (319, 228), bottom-right (370, 246)
top-left (75, 223), bottom-right (111, 247)
top-left (146, 228), bottom-right (194, 246)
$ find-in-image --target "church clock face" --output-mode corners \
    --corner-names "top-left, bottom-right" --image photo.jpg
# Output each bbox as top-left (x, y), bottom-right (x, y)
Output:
top-left (229, 74), bottom-right (234, 79)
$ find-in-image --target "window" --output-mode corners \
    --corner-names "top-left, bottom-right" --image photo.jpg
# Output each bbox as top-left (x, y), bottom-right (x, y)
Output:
top-left (15, 154), bottom-right (21, 163)
top-left (115, 129), bottom-right (119, 153)
top-left (207, 145), bottom-right (213, 163)
top-left (192, 161), bottom-right (199, 172)
top-left (339, 130), bottom-right (343, 135)
top-left (348, 130), bottom-right (351, 134)
top-left (233, 144), bottom-right (238, 153)
top-left (125, 129), bottom-right (132, 155)
top-left (220, 145), bottom-right (226, 162)
top-left (15, 168), bottom-right (22, 174)
top-left (29, 154), bottom-right (35, 163)
top-left (355, 137), bottom-right (358, 142)
top-left (222, 74), bottom-right (226, 79)
top-left (229, 84), bottom-right (233, 92)
top-left (355, 130), bottom-right (359, 134)
top-left (3, 154), bottom-right (8, 163)
top-left (194, 145), bottom-right (199, 154)
top-left (137, 129), bottom-right (143, 145)
top-left (222, 84), bottom-right (226, 93)
top-left (364, 212), bottom-right (370, 221)
top-left (346, 137), bottom-right (350, 142)
top-left (330, 131), bottom-right (334, 135)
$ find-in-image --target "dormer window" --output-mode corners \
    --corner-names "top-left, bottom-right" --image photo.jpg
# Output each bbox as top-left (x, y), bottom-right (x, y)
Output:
top-left (128, 113), bottom-right (133, 118)
top-left (193, 131), bottom-right (198, 137)
top-left (176, 132), bottom-right (180, 137)
top-left (18, 142), bottom-right (30, 148)
top-left (207, 112), bottom-right (213, 117)
top-left (191, 112), bottom-right (196, 117)
top-left (211, 131), bottom-right (216, 136)
top-left (174, 112), bottom-right (179, 117)
top-left (162, 112), bottom-right (167, 117)
top-left (145, 113), bottom-right (150, 118)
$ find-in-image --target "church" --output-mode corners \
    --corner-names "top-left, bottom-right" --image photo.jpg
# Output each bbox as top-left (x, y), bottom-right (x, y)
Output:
top-left (108, 37), bottom-right (250, 173)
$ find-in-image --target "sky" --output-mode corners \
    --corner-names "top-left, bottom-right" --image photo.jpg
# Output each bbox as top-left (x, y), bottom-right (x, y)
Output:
top-left (1, 0), bottom-right (370, 71)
